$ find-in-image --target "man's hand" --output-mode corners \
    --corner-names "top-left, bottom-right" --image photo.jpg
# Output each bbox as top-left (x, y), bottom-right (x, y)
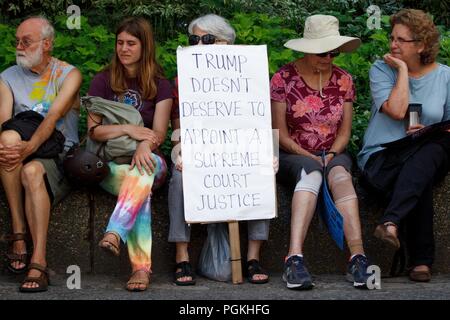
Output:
top-left (0, 143), bottom-right (21, 168)
top-left (130, 140), bottom-right (157, 176)
top-left (3, 141), bottom-right (36, 171)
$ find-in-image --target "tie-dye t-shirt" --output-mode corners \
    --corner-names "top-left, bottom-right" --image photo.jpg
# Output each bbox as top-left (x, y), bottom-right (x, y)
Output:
top-left (270, 62), bottom-right (356, 153)
top-left (0, 58), bottom-right (79, 147)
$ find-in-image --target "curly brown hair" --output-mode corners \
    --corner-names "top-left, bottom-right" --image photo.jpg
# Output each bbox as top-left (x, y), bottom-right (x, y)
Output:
top-left (390, 9), bottom-right (440, 65)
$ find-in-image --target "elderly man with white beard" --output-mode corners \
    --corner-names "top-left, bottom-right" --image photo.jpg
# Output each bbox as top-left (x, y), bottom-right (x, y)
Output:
top-left (0, 16), bottom-right (81, 292)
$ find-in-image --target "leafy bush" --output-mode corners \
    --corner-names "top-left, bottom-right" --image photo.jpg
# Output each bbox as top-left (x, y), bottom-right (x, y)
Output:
top-left (0, 24), bottom-right (16, 68)
top-left (0, 15), bottom-right (114, 136)
top-left (438, 30), bottom-right (450, 66)
top-left (1, 9), bottom-right (449, 158)
top-left (230, 13), bottom-right (297, 75)
top-left (52, 16), bottom-right (115, 135)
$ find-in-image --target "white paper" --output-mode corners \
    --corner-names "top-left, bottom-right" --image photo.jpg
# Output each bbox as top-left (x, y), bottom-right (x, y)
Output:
top-left (177, 45), bottom-right (276, 223)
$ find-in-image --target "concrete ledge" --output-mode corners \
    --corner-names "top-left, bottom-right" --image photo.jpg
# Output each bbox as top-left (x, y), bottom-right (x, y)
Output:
top-left (1, 174), bottom-right (449, 276)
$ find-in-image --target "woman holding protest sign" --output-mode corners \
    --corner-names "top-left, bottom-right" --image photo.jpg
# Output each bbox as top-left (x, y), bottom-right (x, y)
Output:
top-left (169, 14), bottom-right (271, 285)
top-left (87, 17), bottom-right (172, 291)
top-left (358, 9), bottom-right (450, 282)
top-left (271, 14), bottom-right (371, 290)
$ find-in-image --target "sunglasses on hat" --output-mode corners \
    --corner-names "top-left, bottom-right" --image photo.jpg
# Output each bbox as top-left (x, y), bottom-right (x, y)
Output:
top-left (188, 34), bottom-right (217, 45)
top-left (315, 50), bottom-right (340, 58)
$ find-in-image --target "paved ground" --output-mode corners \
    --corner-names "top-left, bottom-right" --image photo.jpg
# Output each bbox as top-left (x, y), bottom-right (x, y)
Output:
top-left (1, 272), bottom-right (450, 300)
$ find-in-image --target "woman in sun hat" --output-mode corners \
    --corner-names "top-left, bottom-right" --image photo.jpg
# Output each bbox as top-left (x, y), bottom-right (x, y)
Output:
top-left (270, 14), bottom-right (371, 290)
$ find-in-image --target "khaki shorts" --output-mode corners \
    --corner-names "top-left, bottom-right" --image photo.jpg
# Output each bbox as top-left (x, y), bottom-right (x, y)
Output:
top-left (33, 153), bottom-right (71, 206)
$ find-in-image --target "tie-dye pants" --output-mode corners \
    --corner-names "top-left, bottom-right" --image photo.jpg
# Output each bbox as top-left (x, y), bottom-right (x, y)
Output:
top-left (100, 153), bottom-right (167, 273)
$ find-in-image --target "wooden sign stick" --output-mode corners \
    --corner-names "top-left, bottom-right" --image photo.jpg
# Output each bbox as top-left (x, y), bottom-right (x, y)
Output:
top-left (228, 221), bottom-right (243, 284)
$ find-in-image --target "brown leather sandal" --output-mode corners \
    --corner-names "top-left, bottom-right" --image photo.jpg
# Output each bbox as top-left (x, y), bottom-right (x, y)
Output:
top-left (0, 233), bottom-right (29, 274)
top-left (98, 232), bottom-right (120, 257)
top-left (19, 263), bottom-right (49, 293)
top-left (409, 266), bottom-right (432, 282)
top-left (374, 222), bottom-right (400, 249)
top-left (126, 269), bottom-right (150, 292)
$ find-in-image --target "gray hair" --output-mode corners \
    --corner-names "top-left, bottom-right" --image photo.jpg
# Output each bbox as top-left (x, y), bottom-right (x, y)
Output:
top-left (188, 14), bottom-right (236, 44)
top-left (24, 16), bottom-right (55, 50)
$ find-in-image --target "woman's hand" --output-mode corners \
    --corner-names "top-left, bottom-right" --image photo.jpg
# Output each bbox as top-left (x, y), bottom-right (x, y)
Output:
top-left (130, 140), bottom-right (157, 175)
top-left (175, 154), bottom-right (183, 171)
top-left (125, 125), bottom-right (160, 145)
top-left (310, 154), bottom-right (323, 165)
top-left (406, 123), bottom-right (425, 135)
top-left (383, 53), bottom-right (408, 71)
top-left (322, 153), bottom-right (334, 167)
top-left (273, 156), bottom-right (279, 174)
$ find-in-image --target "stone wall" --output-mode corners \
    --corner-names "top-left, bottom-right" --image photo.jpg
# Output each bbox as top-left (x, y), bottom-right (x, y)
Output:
top-left (1, 174), bottom-right (449, 277)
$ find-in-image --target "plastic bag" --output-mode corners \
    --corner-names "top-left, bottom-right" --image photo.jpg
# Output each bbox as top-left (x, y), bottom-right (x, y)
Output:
top-left (198, 223), bottom-right (232, 282)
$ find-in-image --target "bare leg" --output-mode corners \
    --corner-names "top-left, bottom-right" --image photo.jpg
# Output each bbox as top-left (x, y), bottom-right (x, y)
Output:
top-left (328, 166), bottom-right (365, 256)
top-left (336, 199), bottom-right (365, 256)
top-left (288, 191), bottom-right (318, 256)
top-left (20, 161), bottom-right (51, 289)
top-left (0, 130), bottom-right (26, 270)
top-left (247, 239), bottom-right (262, 261)
top-left (176, 241), bottom-right (189, 263)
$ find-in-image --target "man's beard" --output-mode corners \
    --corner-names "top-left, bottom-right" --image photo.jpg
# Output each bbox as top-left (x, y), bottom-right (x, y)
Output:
top-left (16, 43), bottom-right (43, 69)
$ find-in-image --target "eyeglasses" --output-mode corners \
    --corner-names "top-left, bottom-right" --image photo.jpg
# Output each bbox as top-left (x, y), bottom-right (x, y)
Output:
top-left (389, 36), bottom-right (421, 45)
top-left (188, 34), bottom-right (217, 45)
top-left (14, 38), bottom-right (44, 48)
top-left (315, 50), bottom-right (340, 58)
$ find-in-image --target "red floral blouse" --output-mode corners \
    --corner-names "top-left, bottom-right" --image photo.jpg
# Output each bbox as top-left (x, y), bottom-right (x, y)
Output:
top-left (270, 62), bottom-right (355, 153)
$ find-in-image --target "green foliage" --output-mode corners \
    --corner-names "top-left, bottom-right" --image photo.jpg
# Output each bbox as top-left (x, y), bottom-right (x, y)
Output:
top-left (438, 30), bottom-right (450, 66)
top-left (230, 13), bottom-right (297, 74)
top-left (156, 33), bottom-right (188, 80)
top-left (402, 0), bottom-right (450, 26)
top-left (0, 15), bottom-right (114, 137)
top-left (0, 24), bottom-right (16, 68)
top-left (332, 18), bottom-right (390, 154)
top-left (52, 15), bottom-right (115, 136)
top-left (1, 6), bottom-right (449, 158)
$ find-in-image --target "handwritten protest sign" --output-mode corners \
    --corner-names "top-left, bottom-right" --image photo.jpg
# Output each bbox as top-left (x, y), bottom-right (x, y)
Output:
top-left (176, 45), bottom-right (276, 223)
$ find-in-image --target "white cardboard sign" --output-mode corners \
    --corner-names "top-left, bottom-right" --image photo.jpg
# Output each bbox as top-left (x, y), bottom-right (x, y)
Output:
top-left (177, 45), bottom-right (276, 223)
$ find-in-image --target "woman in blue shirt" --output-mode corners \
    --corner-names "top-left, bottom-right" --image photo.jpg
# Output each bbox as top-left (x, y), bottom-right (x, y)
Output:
top-left (358, 9), bottom-right (450, 282)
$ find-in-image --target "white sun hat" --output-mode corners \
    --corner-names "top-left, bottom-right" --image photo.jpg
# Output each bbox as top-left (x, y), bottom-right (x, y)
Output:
top-left (284, 15), bottom-right (361, 54)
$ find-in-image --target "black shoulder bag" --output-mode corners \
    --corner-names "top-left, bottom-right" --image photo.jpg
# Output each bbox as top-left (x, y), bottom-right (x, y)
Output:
top-left (1, 110), bottom-right (65, 159)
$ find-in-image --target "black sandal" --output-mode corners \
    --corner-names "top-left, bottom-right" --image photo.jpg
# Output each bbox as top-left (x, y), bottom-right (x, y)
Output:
top-left (246, 259), bottom-right (269, 284)
top-left (0, 233), bottom-right (29, 274)
top-left (174, 261), bottom-right (196, 286)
